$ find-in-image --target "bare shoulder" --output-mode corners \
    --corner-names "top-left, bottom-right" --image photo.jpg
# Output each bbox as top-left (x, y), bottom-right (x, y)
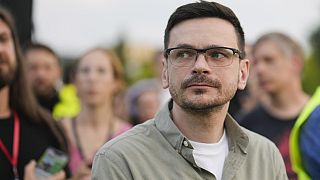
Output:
top-left (60, 117), bottom-right (74, 143)
top-left (114, 117), bottom-right (133, 130)
top-left (60, 117), bottom-right (73, 130)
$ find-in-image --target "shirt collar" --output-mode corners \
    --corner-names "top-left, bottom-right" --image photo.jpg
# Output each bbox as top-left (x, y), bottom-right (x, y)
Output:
top-left (154, 99), bottom-right (186, 152)
top-left (154, 99), bottom-right (249, 154)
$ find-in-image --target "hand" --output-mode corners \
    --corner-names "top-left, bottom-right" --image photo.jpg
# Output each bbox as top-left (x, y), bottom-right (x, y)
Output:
top-left (24, 160), bottom-right (66, 180)
top-left (71, 162), bottom-right (91, 180)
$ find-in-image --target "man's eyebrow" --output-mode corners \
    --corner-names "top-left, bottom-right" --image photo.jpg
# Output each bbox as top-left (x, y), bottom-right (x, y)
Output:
top-left (172, 44), bottom-right (226, 49)
top-left (174, 43), bottom-right (194, 48)
top-left (206, 44), bottom-right (225, 49)
top-left (0, 31), bottom-right (10, 37)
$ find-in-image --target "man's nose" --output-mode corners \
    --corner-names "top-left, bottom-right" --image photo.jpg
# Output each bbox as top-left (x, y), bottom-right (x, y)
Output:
top-left (191, 53), bottom-right (211, 74)
top-left (254, 61), bottom-right (266, 74)
top-left (35, 68), bottom-right (47, 77)
top-left (0, 43), bottom-right (5, 53)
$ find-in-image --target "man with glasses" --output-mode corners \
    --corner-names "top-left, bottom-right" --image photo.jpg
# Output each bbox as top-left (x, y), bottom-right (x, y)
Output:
top-left (92, 1), bottom-right (287, 179)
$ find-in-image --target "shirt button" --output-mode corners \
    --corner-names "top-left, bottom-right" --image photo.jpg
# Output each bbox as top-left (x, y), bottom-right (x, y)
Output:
top-left (183, 140), bottom-right (188, 147)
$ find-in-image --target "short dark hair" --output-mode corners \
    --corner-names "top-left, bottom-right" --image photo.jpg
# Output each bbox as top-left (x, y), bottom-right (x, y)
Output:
top-left (23, 42), bottom-right (60, 65)
top-left (164, 1), bottom-right (245, 53)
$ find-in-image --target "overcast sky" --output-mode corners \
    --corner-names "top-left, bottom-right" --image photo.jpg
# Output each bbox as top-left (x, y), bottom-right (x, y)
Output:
top-left (33, 0), bottom-right (320, 57)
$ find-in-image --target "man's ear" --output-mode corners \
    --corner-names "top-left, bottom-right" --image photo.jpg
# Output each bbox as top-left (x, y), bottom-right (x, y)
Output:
top-left (57, 66), bottom-right (63, 83)
top-left (238, 59), bottom-right (250, 90)
top-left (162, 58), bottom-right (169, 89)
top-left (291, 55), bottom-right (304, 75)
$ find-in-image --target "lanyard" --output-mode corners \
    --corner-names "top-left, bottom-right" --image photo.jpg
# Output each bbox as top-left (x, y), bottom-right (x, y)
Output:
top-left (0, 112), bottom-right (20, 180)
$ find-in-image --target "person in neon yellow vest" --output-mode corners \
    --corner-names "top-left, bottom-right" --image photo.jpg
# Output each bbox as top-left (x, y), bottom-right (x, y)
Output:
top-left (52, 84), bottom-right (80, 119)
top-left (290, 86), bottom-right (320, 180)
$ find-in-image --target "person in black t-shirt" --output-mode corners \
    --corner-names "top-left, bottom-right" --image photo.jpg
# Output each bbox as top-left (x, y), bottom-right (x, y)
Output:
top-left (23, 43), bottom-right (62, 113)
top-left (0, 6), bottom-right (69, 180)
top-left (23, 43), bottom-right (81, 120)
top-left (240, 32), bottom-right (309, 180)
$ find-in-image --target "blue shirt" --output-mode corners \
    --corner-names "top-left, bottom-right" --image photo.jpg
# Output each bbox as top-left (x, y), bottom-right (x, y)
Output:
top-left (300, 105), bottom-right (320, 179)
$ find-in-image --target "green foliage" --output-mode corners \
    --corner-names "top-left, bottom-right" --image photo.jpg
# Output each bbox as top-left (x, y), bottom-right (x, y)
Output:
top-left (123, 59), bottom-right (156, 86)
top-left (112, 38), bottom-right (156, 87)
top-left (310, 25), bottom-right (320, 61)
top-left (302, 25), bottom-right (320, 95)
top-left (113, 36), bottom-right (126, 66)
top-left (131, 60), bottom-right (156, 84)
top-left (302, 53), bottom-right (320, 95)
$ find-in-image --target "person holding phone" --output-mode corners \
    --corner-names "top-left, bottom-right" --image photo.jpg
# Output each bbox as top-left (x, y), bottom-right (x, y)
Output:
top-left (0, 6), bottom-right (69, 180)
top-left (61, 48), bottom-right (131, 179)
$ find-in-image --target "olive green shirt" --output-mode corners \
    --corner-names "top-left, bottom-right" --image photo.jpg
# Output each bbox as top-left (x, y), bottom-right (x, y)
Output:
top-left (92, 100), bottom-right (288, 180)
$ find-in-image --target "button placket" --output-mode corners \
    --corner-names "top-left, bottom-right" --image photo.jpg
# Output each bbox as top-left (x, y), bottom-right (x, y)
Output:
top-left (183, 140), bottom-right (189, 147)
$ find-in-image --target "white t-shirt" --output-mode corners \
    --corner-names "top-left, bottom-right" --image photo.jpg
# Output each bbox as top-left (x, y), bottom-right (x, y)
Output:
top-left (189, 130), bottom-right (229, 180)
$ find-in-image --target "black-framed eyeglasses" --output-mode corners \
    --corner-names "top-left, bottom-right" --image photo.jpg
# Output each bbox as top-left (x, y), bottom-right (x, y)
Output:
top-left (164, 46), bottom-right (244, 67)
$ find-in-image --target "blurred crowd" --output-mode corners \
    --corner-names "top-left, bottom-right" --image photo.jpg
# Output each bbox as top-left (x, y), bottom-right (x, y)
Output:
top-left (0, 2), bottom-right (320, 180)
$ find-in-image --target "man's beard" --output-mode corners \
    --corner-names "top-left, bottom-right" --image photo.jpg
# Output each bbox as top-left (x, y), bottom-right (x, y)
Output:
top-left (169, 74), bottom-right (237, 114)
top-left (0, 53), bottom-right (16, 90)
top-left (32, 79), bottom-right (57, 98)
top-left (0, 70), bottom-right (14, 90)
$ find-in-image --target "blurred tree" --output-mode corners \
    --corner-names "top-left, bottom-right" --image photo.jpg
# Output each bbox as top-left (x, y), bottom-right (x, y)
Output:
top-left (112, 35), bottom-right (157, 87)
top-left (302, 26), bottom-right (320, 95)
top-left (310, 25), bottom-right (320, 60)
top-left (113, 35), bottom-right (126, 66)
top-left (130, 60), bottom-right (155, 83)
top-left (60, 57), bottom-right (77, 84)
top-left (113, 35), bottom-right (130, 87)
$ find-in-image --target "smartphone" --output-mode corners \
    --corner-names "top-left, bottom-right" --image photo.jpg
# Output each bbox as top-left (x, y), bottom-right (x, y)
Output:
top-left (35, 147), bottom-right (68, 179)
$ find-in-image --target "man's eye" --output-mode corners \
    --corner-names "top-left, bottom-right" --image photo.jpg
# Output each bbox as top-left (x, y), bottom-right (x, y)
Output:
top-left (209, 52), bottom-right (225, 59)
top-left (175, 50), bottom-right (193, 59)
top-left (208, 49), bottom-right (232, 60)
top-left (0, 34), bottom-right (9, 43)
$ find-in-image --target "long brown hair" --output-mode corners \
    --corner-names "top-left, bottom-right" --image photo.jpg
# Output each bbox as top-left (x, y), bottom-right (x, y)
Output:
top-left (72, 47), bottom-right (125, 95)
top-left (0, 6), bottom-right (67, 152)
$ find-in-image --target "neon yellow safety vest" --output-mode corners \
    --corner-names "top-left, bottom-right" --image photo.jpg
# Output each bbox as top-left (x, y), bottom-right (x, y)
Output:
top-left (290, 86), bottom-right (320, 180)
top-left (52, 84), bottom-right (80, 120)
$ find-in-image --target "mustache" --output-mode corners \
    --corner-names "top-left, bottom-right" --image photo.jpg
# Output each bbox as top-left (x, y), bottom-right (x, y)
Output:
top-left (0, 59), bottom-right (8, 64)
top-left (181, 75), bottom-right (221, 89)
top-left (0, 55), bottom-right (9, 64)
